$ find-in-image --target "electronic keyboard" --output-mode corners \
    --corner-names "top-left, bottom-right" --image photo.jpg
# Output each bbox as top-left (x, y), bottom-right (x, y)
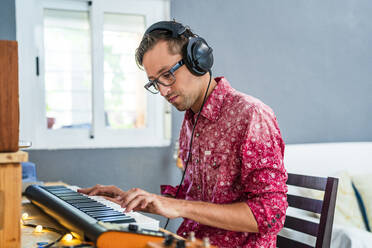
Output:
top-left (24, 184), bottom-right (161, 242)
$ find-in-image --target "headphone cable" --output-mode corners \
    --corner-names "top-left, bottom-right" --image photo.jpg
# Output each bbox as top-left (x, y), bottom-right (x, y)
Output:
top-left (163, 69), bottom-right (213, 230)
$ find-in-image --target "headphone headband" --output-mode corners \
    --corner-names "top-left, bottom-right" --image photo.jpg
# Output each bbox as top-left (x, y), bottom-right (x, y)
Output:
top-left (144, 21), bottom-right (187, 38)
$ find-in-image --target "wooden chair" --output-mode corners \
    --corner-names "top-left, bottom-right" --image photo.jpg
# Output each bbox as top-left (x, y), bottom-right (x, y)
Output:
top-left (277, 173), bottom-right (339, 248)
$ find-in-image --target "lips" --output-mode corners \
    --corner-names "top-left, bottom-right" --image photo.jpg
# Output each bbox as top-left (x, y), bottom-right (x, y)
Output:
top-left (168, 95), bottom-right (178, 103)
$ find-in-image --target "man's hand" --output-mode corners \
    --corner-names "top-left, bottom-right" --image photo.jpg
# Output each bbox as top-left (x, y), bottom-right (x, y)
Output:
top-left (78, 185), bottom-right (180, 218)
top-left (119, 188), bottom-right (181, 219)
top-left (77, 184), bottom-right (124, 204)
top-left (78, 185), bottom-right (259, 232)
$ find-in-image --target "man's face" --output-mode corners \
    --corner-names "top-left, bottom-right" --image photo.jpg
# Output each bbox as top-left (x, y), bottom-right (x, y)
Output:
top-left (142, 40), bottom-right (201, 111)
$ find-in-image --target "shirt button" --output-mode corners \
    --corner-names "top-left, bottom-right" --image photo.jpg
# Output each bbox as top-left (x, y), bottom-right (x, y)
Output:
top-left (196, 133), bottom-right (200, 137)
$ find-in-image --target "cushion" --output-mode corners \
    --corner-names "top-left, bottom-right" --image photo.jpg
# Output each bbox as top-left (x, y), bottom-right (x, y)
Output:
top-left (303, 171), bottom-right (367, 230)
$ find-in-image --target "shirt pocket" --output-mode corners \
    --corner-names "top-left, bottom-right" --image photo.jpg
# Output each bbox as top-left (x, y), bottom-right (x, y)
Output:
top-left (203, 152), bottom-right (229, 185)
top-left (203, 151), bottom-right (232, 202)
top-left (203, 151), bottom-right (229, 168)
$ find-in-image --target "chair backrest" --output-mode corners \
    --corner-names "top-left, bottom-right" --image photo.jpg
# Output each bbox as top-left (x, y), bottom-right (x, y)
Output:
top-left (277, 173), bottom-right (339, 248)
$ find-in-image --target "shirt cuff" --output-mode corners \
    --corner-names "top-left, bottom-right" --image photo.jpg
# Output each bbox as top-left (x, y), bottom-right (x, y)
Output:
top-left (160, 185), bottom-right (186, 199)
top-left (245, 193), bottom-right (287, 235)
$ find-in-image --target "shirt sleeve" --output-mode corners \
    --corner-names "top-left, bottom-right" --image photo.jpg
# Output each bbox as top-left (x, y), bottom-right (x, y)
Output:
top-left (240, 106), bottom-right (288, 235)
top-left (160, 184), bottom-right (187, 199)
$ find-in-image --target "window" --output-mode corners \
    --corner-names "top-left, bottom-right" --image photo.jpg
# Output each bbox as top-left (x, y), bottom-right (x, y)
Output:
top-left (103, 13), bottom-right (146, 129)
top-left (16, 0), bottom-right (171, 149)
top-left (44, 8), bottom-right (93, 130)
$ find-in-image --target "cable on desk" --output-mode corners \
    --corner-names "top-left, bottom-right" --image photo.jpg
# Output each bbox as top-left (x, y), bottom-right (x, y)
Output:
top-left (22, 223), bottom-right (66, 235)
top-left (22, 218), bottom-right (94, 247)
top-left (21, 219), bottom-right (65, 247)
top-left (42, 234), bottom-right (64, 248)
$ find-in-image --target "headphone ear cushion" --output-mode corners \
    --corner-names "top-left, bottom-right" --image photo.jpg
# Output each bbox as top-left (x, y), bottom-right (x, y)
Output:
top-left (184, 37), bottom-right (214, 76)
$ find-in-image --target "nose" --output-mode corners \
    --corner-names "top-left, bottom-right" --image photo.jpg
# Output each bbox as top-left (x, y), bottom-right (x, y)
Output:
top-left (158, 84), bottom-right (170, 97)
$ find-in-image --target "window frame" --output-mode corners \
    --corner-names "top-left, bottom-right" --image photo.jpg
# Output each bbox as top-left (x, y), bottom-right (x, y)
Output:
top-left (16, 0), bottom-right (171, 149)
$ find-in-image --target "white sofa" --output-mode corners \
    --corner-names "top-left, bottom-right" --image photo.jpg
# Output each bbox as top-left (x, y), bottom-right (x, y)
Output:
top-left (281, 142), bottom-right (372, 248)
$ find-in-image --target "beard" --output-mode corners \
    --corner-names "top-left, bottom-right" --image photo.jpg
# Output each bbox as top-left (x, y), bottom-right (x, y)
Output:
top-left (170, 94), bottom-right (194, 112)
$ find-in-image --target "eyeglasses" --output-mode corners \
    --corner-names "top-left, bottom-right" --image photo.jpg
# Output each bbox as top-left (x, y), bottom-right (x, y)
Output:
top-left (144, 59), bottom-right (184, 94)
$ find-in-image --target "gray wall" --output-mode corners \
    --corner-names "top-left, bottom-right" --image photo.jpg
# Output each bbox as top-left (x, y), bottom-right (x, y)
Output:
top-left (0, 0), bottom-right (16, 40)
top-left (171, 0), bottom-right (372, 144)
top-left (2, 0), bottom-right (372, 233)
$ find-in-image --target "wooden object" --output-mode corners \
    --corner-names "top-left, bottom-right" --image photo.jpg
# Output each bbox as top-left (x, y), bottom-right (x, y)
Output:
top-left (0, 40), bottom-right (19, 152)
top-left (277, 173), bottom-right (339, 248)
top-left (0, 151), bottom-right (28, 248)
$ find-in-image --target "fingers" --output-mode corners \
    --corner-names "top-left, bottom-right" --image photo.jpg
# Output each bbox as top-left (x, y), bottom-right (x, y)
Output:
top-left (141, 197), bottom-right (150, 209)
top-left (89, 186), bottom-right (107, 196)
top-left (79, 186), bottom-right (154, 213)
top-left (133, 198), bottom-right (150, 212)
top-left (102, 195), bottom-right (122, 205)
top-left (78, 184), bottom-right (123, 197)
top-left (77, 184), bottom-right (102, 195)
top-left (120, 188), bottom-right (147, 207)
top-left (119, 188), bottom-right (153, 212)
top-left (124, 194), bottom-right (153, 213)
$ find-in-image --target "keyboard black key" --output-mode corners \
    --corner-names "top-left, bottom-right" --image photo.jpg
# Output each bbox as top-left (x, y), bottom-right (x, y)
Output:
top-left (97, 216), bottom-right (134, 222)
top-left (43, 186), bottom-right (72, 191)
top-left (79, 206), bottom-right (112, 212)
top-left (59, 195), bottom-right (90, 200)
top-left (71, 203), bottom-right (104, 208)
top-left (66, 199), bottom-right (97, 204)
top-left (85, 209), bottom-right (120, 214)
top-left (48, 189), bottom-right (75, 194)
top-left (54, 194), bottom-right (82, 198)
top-left (87, 211), bottom-right (124, 218)
top-left (43, 186), bottom-right (67, 189)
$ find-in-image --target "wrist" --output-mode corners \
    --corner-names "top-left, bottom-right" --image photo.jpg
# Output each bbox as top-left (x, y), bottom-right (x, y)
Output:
top-left (172, 198), bottom-right (188, 219)
top-left (164, 196), bottom-right (186, 219)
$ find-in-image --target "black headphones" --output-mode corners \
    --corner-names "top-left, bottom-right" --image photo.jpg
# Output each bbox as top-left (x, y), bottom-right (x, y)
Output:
top-left (144, 21), bottom-right (214, 76)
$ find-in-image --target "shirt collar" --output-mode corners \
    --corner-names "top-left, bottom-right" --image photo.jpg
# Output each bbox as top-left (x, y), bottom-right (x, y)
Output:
top-left (186, 77), bottom-right (232, 122)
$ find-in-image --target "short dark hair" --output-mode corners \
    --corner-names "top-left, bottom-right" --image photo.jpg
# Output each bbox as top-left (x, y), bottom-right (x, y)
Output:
top-left (135, 22), bottom-right (195, 69)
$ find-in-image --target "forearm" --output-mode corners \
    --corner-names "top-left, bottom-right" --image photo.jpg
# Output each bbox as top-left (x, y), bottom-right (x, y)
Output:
top-left (174, 199), bottom-right (259, 233)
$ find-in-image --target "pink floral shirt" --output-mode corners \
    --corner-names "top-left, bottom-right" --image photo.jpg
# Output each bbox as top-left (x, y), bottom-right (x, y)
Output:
top-left (161, 77), bottom-right (288, 248)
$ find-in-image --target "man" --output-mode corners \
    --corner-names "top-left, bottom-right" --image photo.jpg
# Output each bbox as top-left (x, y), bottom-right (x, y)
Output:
top-left (79, 21), bottom-right (288, 248)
